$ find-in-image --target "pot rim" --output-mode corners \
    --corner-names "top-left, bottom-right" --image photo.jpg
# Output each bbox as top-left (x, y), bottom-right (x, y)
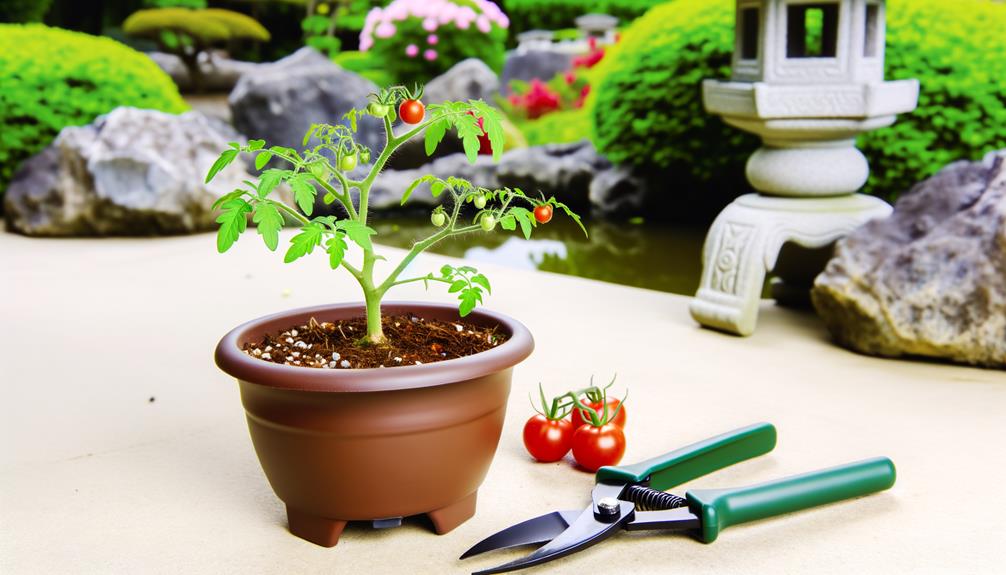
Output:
top-left (215, 301), bottom-right (534, 392)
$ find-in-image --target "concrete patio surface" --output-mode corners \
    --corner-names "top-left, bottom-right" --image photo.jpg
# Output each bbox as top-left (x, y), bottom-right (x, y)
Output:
top-left (1, 229), bottom-right (1004, 574)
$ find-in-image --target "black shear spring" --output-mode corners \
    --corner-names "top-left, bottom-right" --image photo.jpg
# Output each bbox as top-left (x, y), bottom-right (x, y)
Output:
top-left (624, 484), bottom-right (689, 511)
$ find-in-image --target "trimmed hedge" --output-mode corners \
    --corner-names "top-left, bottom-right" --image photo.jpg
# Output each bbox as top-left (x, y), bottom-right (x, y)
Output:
top-left (501, 0), bottom-right (663, 37)
top-left (0, 24), bottom-right (188, 196)
top-left (123, 8), bottom-right (271, 43)
top-left (592, 0), bottom-right (1006, 199)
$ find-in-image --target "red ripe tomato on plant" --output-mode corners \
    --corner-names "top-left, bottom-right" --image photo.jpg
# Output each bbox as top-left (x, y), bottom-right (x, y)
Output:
top-left (571, 423), bottom-right (625, 472)
top-left (399, 99), bottom-right (425, 124)
top-left (533, 204), bottom-right (553, 224)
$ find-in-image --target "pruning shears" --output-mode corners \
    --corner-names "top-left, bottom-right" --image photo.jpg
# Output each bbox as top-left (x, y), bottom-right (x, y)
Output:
top-left (461, 422), bottom-right (896, 574)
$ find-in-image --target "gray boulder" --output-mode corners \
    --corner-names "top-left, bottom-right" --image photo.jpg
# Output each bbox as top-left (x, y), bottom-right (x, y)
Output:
top-left (3, 107), bottom-right (253, 236)
top-left (148, 50), bottom-right (259, 93)
top-left (811, 151), bottom-right (1006, 368)
top-left (500, 50), bottom-right (572, 94)
top-left (424, 58), bottom-right (501, 104)
top-left (589, 165), bottom-right (652, 218)
top-left (497, 140), bottom-right (610, 210)
top-left (229, 47), bottom-right (383, 155)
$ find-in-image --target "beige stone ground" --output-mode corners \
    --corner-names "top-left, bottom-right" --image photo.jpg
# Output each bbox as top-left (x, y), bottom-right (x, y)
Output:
top-left (1, 229), bottom-right (1004, 574)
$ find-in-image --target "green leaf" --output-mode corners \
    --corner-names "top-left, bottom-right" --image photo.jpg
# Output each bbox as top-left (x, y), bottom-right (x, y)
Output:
top-left (511, 208), bottom-right (533, 240)
top-left (252, 201), bottom-right (284, 251)
top-left (458, 288), bottom-right (482, 317)
top-left (448, 280), bottom-right (467, 293)
top-left (425, 117), bottom-right (451, 156)
top-left (215, 198), bottom-right (252, 253)
top-left (206, 149), bottom-right (238, 183)
top-left (337, 220), bottom-right (376, 251)
top-left (472, 101), bottom-right (505, 161)
top-left (289, 174), bottom-right (317, 216)
top-left (344, 109), bottom-right (358, 132)
top-left (440, 264), bottom-right (454, 278)
top-left (326, 233), bottom-right (348, 269)
top-left (284, 222), bottom-right (323, 263)
top-left (212, 189), bottom-right (246, 211)
top-left (402, 175), bottom-right (437, 205)
top-left (499, 214), bottom-right (516, 231)
top-left (454, 113), bottom-right (483, 164)
top-left (255, 151), bottom-right (273, 171)
top-left (471, 273), bottom-right (491, 294)
top-left (302, 124), bottom-right (317, 147)
top-left (258, 169), bottom-right (287, 198)
top-left (247, 139), bottom-right (265, 151)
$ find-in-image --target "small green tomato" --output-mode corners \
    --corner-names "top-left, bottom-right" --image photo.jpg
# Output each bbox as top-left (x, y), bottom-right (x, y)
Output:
top-left (367, 102), bottom-right (390, 117)
top-left (359, 148), bottom-right (371, 164)
top-left (339, 154), bottom-right (358, 172)
top-left (480, 214), bottom-right (496, 232)
top-left (431, 211), bottom-right (446, 227)
top-left (473, 195), bottom-right (487, 209)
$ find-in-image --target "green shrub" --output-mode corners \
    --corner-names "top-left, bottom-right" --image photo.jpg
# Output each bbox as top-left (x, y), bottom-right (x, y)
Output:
top-left (501, 0), bottom-right (662, 37)
top-left (360, 0), bottom-right (509, 84)
top-left (0, 24), bottom-right (188, 196)
top-left (514, 108), bottom-right (592, 147)
top-left (0, 0), bottom-right (53, 23)
top-left (592, 0), bottom-right (1006, 199)
top-left (333, 50), bottom-right (395, 87)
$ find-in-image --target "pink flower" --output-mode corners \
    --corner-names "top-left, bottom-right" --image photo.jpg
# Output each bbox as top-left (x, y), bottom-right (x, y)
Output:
top-left (455, 16), bottom-right (471, 29)
top-left (423, 18), bottom-right (437, 32)
top-left (476, 15), bottom-right (492, 33)
top-left (427, 34), bottom-right (438, 45)
top-left (424, 48), bottom-right (438, 61)
top-left (375, 22), bottom-right (397, 38)
top-left (405, 44), bottom-right (419, 57)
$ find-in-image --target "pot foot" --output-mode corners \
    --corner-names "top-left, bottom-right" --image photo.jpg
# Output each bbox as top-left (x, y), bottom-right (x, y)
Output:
top-left (427, 491), bottom-right (478, 535)
top-left (287, 505), bottom-right (347, 547)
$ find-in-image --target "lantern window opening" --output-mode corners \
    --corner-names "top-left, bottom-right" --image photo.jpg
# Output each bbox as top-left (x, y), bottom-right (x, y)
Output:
top-left (864, 3), bottom-right (881, 58)
top-left (786, 2), bottom-right (839, 59)
top-left (739, 6), bottom-right (761, 60)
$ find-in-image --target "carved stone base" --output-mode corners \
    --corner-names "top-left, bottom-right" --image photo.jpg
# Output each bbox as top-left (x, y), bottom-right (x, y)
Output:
top-left (690, 193), bottom-right (891, 336)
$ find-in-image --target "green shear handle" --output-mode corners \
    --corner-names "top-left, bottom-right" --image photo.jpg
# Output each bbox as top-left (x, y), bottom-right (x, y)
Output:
top-left (687, 457), bottom-right (897, 542)
top-left (597, 422), bottom-right (778, 491)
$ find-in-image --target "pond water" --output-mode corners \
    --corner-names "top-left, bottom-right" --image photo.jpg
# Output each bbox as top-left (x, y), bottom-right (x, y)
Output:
top-left (372, 216), bottom-right (709, 296)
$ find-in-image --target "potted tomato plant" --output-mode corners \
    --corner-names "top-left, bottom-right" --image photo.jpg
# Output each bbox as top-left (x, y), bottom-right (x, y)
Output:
top-left (209, 85), bottom-right (583, 547)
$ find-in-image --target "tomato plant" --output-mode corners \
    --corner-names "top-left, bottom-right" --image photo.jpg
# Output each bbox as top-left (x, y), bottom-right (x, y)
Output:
top-left (206, 83), bottom-right (586, 345)
top-left (571, 398), bottom-right (625, 429)
top-left (571, 423), bottom-right (626, 472)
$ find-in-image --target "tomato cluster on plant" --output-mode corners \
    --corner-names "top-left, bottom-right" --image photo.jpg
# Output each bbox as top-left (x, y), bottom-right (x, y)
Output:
top-left (522, 376), bottom-right (627, 472)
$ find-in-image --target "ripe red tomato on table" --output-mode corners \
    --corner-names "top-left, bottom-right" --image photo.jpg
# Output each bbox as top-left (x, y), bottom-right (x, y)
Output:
top-left (571, 423), bottom-right (625, 472)
top-left (399, 99), bottom-right (425, 124)
top-left (533, 204), bottom-right (553, 224)
top-left (571, 398), bottom-right (625, 429)
top-left (523, 415), bottom-right (574, 463)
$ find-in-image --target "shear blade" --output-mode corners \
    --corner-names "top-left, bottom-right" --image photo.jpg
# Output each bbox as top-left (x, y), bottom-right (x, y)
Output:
top-left (472, 501), bottom-right (634, 575)
top-left (460, 510), bottom-right (581, 559)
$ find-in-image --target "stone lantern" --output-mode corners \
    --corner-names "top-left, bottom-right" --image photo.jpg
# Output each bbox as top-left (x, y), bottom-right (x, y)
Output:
top-left (691, 0), bottom-right (918, 336)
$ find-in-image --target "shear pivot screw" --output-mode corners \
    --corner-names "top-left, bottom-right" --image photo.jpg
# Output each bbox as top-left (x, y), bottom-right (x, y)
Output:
top-left (595, 497), bottom-right (621, 522)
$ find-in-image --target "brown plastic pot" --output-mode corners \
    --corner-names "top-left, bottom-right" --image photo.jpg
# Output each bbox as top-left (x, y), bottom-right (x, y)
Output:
top-left (215, 301), bottom-right (534, 547)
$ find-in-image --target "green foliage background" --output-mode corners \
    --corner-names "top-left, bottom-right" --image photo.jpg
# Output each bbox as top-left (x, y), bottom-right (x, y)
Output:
top-left (500, 0), bottom-right (663, 37)
top-left (0, 0), bottom-right (53, 23)
top-left (591, 0), bottom-right (1006, 199)
top-left (0, 24), bottom-right (188, 197)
